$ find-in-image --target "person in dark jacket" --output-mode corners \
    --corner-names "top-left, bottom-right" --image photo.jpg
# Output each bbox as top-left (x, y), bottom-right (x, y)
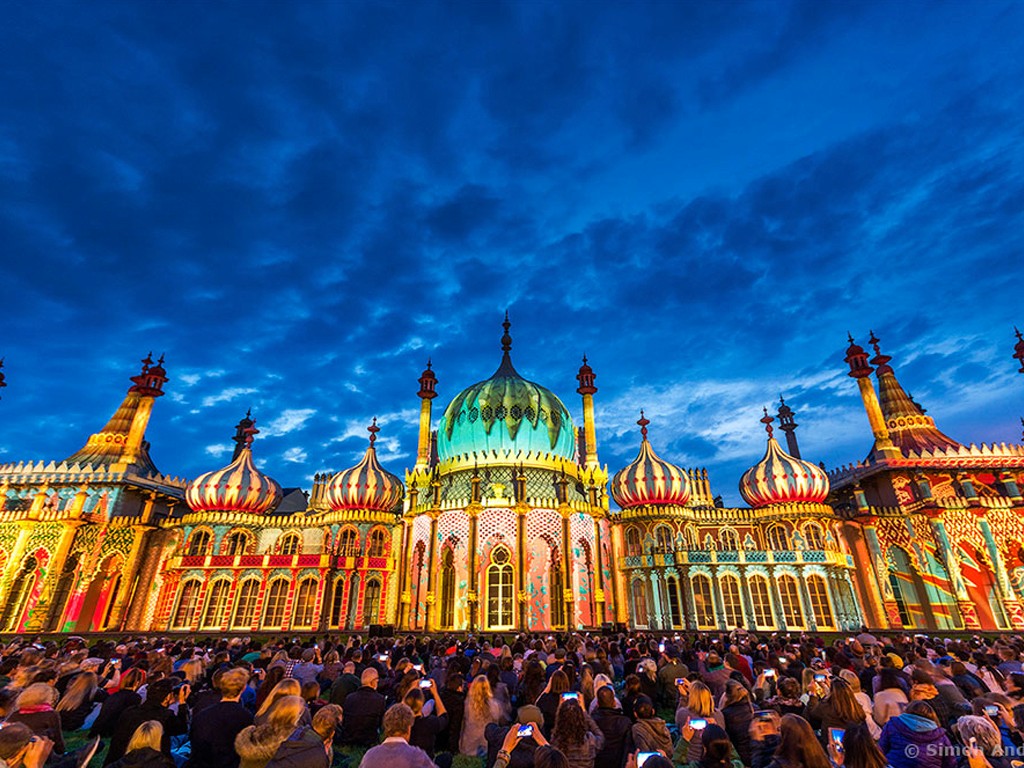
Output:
top-left (437, 672), bottom-right (466, 754)
top-left (750, 713), bottom-right (830, 768)
top-left (536, 672), bottom-right (571, 738)
top-left (591, 687), bottom-right (633, 768)
top-left (338, 668), bottom-right (386, 746)
top-left (878, 701), bottom-right (956, 768)
top-left (56, 672), bottom-right (108, 731)
top-left (90, 669), bottom-right (145, 738)
top-left (6, 683), bottom-right (66, 755)
top-left (719, 681), bottom-right (753, 766)
top-left (108, 720), bottom-right (176, 768)
top-left (629, 697), bottom-right (671, 758)
top-left (104, 679), bottom-right (190, 767)
top-left (804, 678), bottom-right (868, 748)
top-left (191, 668), bottom-right (254, 768)
top-left (485, 705), bottom-right (544, 768)
top-left (328, 663), bottom-right (360, 707)
top-left (405, 681), bottom-right (448, 758)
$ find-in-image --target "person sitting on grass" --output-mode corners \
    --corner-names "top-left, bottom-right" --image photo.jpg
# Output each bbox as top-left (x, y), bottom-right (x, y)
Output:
top-left (108, 720), bottom-right (175, 768)
top-left (357, 703), bottom-right (436, 768)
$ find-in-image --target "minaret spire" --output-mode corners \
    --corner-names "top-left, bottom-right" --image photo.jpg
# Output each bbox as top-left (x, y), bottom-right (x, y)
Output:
top-left (414, 359), bottom-right (438, 471)
top-left (777, 395), bottom-right (801, 458)
top-left (637, 409), bottom-right (650, 439)
top-left (844, 334), bottom-right (900, 460)
top-left (576, 354), bottom-right (599, 469)
top-left (367, 416), bottom-right (380, 447)
top-left (501, 310), bottom-right (512, 353)
top-left (0, 358), bottom-right (6, 399)
top-left (760, 407), bottom-right (774, 438)
top-left (231, 409), bottom-right (256, 460)
top-left (1014, 327), bottom-right (1024, 374)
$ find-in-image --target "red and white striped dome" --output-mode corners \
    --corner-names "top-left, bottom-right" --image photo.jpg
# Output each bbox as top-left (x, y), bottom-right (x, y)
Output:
top-left (186, 420), bottom-right (282, 514)
top-left (611, 412), bottom-right (690, 508)
top-left (326, 419), bottom-right (404, 512)
top-left (739, 411), bottom-right (829, 507)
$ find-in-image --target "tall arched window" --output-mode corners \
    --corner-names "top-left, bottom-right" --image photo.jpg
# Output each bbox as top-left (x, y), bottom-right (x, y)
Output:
top-left (631, 580), bottom-right (648, 626)
top-left (367, 529), bottom-right (388, 557)
top-left (654, 526), bottom-right (673, 553)
top-left (171, 579), bottom-right (202, 629)
top-left (293, 578), bottom-right (318, 627)
top-left (346, 574), bottom-right (360, 628)
top-left (666, 576), bottom-right (683, 627)
top-left (47, 554), bottom-right (79, 630)
top-left (719, 528), bottom-right (739, 550)
top-left (329, 578), bottom-right (346, 627)
top-left (778, 575), bottom-right (804, 627)
top-left (550, 549), bottom-right (565, 628)
top-left (748, 575), bottom-right (774, 628)
top-left (767, 525), bottom-right (790, 551)
top-left (337, 528), bottom-right (358, 556)
top-left (440, 548), bottom-right (456, 628)
top-left (486, 546), bottom-right (514, 629)
top-left (1, 556), bottom-right (37, 631)
top-left (692, 575), bottom-right (715, 628)
top-left (625, 527), bottom-right (641, 557)
top-left (720, 575), bottom-right (744, 628)
top-left (806, 575), bottom-right (834, 628)
top-left (231, 579), bottom-right (260, 629)
top-left (278, 533), bottom-right (302, 556)
top-left (185, 530), bottom-right (211, 557)
top-left (363, 579), bottom-right (382, 625)
top-left (201, 580), bottom-right (231, 629)
top-left (803, 524), bottom-right (825, 551)
top-left (263, 579), bottom-right (290, 626)
top-left (223, 531), bottom-right (251, 556)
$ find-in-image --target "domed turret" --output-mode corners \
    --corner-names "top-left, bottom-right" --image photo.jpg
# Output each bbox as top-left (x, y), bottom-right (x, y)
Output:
top-left (186, 417), bottom-right (282, 514)
top-left (327, 419), bottom-right (404, 512)
top-left (611, 411), bottom-right (690, 508)
top-left (739, 409), bottom-right (829, 508)
top-left (436, 314), bottom-right (576, 462)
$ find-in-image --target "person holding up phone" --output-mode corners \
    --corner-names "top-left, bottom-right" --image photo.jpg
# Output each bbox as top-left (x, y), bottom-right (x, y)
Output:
top-left (404, 679), bottom-right (448, 760)
top-left (551, 694), bottom-right (605, 768)
top-left (486, 706), bottom-right (547, 768)
top-left (672, 722), bottom-right (742, 768)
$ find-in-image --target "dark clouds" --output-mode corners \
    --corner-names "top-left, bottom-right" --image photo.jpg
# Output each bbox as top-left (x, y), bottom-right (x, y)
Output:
top-left (1, 0), bottom-right (1023, 503)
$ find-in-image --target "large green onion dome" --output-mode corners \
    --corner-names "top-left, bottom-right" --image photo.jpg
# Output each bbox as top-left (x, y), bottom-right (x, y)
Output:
top-left (436, 316), bottom-right (577, 462)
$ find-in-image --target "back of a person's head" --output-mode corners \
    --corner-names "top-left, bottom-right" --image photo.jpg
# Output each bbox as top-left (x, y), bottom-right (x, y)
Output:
top-left (910, 668), bottom-right (934, 686)
top-left (699, 724), bottom-right (731, 768)
top-left (905, 701), bottom-right (938, 724)
top-left (0, 723), bottom-right (33, 760)
top-left (955, 716), bottom-right (1000, 755)
top-left (16, 682), bottom-right (57, 710)
top-left (534, 745), bottom-right (570, 768)
top-left (218, 667), bottom-right (250, 698)
top-left (840, 723), bottom-right (888, 768)
top-left (624, 674), bottom-right (641, 694)
top-left (777, 677), bottom-right (800, 699)
top-left (878, 667), bottom-right (902, 691)
top-left (553, 699), bottom-right (587, 746)
top-left (644, 757), bottom-right (673, 768)
top-left (596, 686), bottom-right (616, 708)
top-left (383, 703), bottom-right (414, 738)
top-left (289, 646), bottom-right (303, 660)
top-left (634, 695), bottom-right (656, 720)
top-left (722, 680), bottom-right (750, 707)
top-left (404, 688), bottom-right (425, 715)
top-left (127, 720), bottom-right (164, 754)
top-left (361, 667), bottom-right (379, 687)
top-left (312, 704), bottom-right (343, 741)
top-left (550, 670), bottom-right (569, 694)
top-left (267, 695), bottom-right (306, 730)
top-left (777, 715), bottom-right (830, 768)
top-left (687, 681), bottom-right (713, 716)
top-left (120, 667), bottom-right (147, 692)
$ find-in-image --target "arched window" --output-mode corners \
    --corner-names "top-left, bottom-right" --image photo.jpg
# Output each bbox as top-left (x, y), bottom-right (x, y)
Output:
top-left (337, 527), bottom-right (359, 556)
top-left (329, 578), bottom-right (346, 627)
top-left (367, 528), bottom-right (388, 557)
top-left (201, 580), bottom-right (231, 629)
top-left (625, 527), bottom-right (641, 557)
top-left (223, 531), bottom-right (251, 556)
top-left (279, 532), bottom-right (302, 556)
top-left (719, 528), bottom-right (739, 550)
top-left (748, 575), bottom-right (774, 628)
top-left (666, 576), bottom-right (683, 627)
top-left (363, 579), bottom-right (382, 625)
top-left (767, 525), bottom-right (790, 551)
top-left (293, 578), bottom-right (318, 627)
top-left (171, 579), bottom-right (202, 629)
top-left (806, 575), bottom-right (834, 628)
top-left (631, 580), bottom-right (648, 626)
top-left (346, 574), bottom-right (361, 629)
top-left (1, 557), bottom-right (38, 631)
top-left (263, 579), bottom-right (290, 627)
top-left (778, 575), bottom-right (804, 627)
top-left (486, 546), bottom-right (514, 629)
top-left (720, 575), bottom-right (744, 628)
top-left (231, 580), bottom-right (260, 629)
top-left (803, 524), bottom-right (825, 551)
top-left (550, 551), bottom-right (565, 629)
top-left (185, 530), bottom-right (211, 557)
top-left (440, 548), bottom-right (456, 628)
top-left (654, 526), bottom-right (673, 553)
top-left (685, 527), bottom-right (699, 549)
top-left (47, 554), bottom-right (79, 630)
top-left (692, 575), bottom-right (715, 628)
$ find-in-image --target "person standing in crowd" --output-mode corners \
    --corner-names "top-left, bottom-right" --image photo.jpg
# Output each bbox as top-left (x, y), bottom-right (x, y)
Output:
top-left (828, 723), bottom-right (888, 768)
top-left (537, 672), bottom-right (571, 737)
top-left (878, 701), bottom-right (955, 768)
top-left (460, 675), bottom-right (505, 757)
top-left (485, 706), bottom-right (545, 768)
top-left (676, 682), bottom-right (725, 764)
top-left (750, 712), bottom-right (831, 768)
top-left (357, 704), bottom-right (436, 768)
top-left (404, 679), bottom-right (448, 760)
top-left (591, 687), bottom-right (633, 768)
top-left (340, 668), bottom-right (387, 747)
top-left (872, 668), bottom-right (909, 727)
top-left (630, 696), bottom-right (672, 758)
top-left (805, 678), bottom-right (869, 748)
top-left (190, 668), bottom-right (254, 768)
top-left (719, 680), bottom-right (754, 765)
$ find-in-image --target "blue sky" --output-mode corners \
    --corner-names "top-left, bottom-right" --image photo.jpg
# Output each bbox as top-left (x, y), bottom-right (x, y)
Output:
top-left (2, 1), bottom-right (1023, 504)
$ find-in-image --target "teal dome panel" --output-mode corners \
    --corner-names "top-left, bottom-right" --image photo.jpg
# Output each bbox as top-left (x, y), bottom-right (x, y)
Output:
top-left (437, 354), bottom-right (577, 462)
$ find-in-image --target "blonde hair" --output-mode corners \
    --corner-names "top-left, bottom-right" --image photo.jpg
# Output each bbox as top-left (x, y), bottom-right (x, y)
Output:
top-left (16, 683), bottom-right (57, 710)
top-left (266, 695), bottom-right (306, 730)
top-left (180, 659), bottom-right (204, 685)
top-left (467, 675), bottom-right (495, 721)
top-left (256, 678), bottom-right (301, 717)
top-left (57, 672), bottom-right (98, 713)
top-left (127, 720), bottom-right (164, 753)
top-left (687, 681), bottom-right (714, 717)
top-left (838, 669), bottom-right (862, 693)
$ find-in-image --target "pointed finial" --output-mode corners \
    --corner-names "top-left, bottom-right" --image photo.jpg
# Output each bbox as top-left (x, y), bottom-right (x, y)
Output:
top-left (637, 409), bottom-right (650, 439)
top-left (582, 353), bottom-right (588, 364)
top-left (242, 419), bottom-right (259, 449)
top-left (1016, 327), bottom-right (1023, 342)
top-left (868, 330), bottom-right (880, 355)
top-left (761, 407), bottom-right (774, 438)
top-left (847, 332), bottom-right (855, 344)
top-left (141, 352), bottom-right (153, 374)
top-left (245, 407), bottom-right (252, 419)
top-left (501, 311), bottom-right (512, 353)
top-left (368, 417), bottom-right (380, 446)
top-left (426, 357), bottom-right (432, 369)
top-left (0, 358), bottom-right (6, 396)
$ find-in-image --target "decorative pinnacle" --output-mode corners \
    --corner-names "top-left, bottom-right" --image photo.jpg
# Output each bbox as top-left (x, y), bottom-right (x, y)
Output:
top-left (368, 417), bottom-right (380, 445)
top-left (637, 409), bottom-right (650, 439)
top-left (868, 330), bottom-right (880, 355)
top-left (501, 311), bottom-right (512, 353)
top-left (1016, 327), bottom-right (1023, 342)
top-left (426, 358), bottom-right (432, 369)
top-left (761, 407), bottom-right (775, 438)
top-left (141, 352), bottom-right (154, 373)
top-left (245, 407), bottom-right (252, 419)
top-left (847, 332), bottom-right (855, 344)
top-left (242, 420), bottom-right (259, 448)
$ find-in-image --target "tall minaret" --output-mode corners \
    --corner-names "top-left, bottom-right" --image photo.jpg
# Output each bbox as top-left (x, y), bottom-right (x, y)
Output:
top-left (844, 334), bottom-right (899, 459)
top-left (576, 355), bottom-right (599, 469)
top-left (776, 395), bottom-right (801, 459)
top-left (1015, 329), bottom-right (1024, 441)
top-left (414, 360), bottom-right (438, 470)
top-left (122, 354), bottom-right (168, 466)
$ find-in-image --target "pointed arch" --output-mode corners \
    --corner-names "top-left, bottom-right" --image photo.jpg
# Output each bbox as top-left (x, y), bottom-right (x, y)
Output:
top-left (486, 545), bottom-right (514, 629)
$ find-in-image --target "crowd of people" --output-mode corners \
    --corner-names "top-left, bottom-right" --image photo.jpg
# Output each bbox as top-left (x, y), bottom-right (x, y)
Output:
top-left (0, 627), bottom-right (1021, 768)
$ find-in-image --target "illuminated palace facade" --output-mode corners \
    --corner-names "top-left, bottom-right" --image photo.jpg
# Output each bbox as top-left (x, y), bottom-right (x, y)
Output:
top-left (0, 326), bottom-right (1021, 635)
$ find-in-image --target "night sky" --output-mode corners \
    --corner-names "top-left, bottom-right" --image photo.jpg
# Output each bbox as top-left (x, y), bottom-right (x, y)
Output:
top-left (3, 1), bottom-right (1023, 504)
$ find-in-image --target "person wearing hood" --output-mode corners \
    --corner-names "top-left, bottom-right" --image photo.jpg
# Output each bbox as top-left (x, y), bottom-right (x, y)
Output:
top-left (108, 721), bottom-right (175, 768)
top-left (629, 697), bottom-right (671, 759)
top-left (673, 723), bottom-right (743, 768)
top-left (265, 704), bottom-right (342, 768)
top-left (878, 701), bottom-right (956, 768)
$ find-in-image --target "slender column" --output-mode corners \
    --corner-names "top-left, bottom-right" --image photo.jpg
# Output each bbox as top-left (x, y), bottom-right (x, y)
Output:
top-left (415, 363), bottom-right (437, 470)
top-left (397, 516), bottom-right (413, 629)
top-left (423, 510), bottom-right (439, 631)
top-left (649, 572), bottom-right (663, 629)
top-left (110, 500), bottom-right (158, 629)
top-left (738, 567), bottom-right (757, 629)
top-left (516, 504), bottom-right (528, 630)
top-left (925, 510), bottom-right (980, 628)
top-left (708, 571), bottom-right (725, 630)
top-left (976, 512), bottom-right (1024, 629)
top-left (798, 575), bottom-right (818, 632)
top-left (467, 506), bottom-right (480, 632)
top-left (768, 573), bottom-right (788, 631)
top-left (560, 507), bottom-right (574, 629)
top-left (122, 397), bottom-right (155, 466)
top-left (592, 516), bottom-right (606, 624)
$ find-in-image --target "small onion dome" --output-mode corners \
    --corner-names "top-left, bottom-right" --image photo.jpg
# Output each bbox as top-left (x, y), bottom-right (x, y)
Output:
top-left (739, 409), bottom-right (829, 507)
top-left (186, 419), bottom-right (282, 514)
top-left (326, 418), bottom-right (404, 512)
top-left (611, 411), bottom-right (690, 508)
